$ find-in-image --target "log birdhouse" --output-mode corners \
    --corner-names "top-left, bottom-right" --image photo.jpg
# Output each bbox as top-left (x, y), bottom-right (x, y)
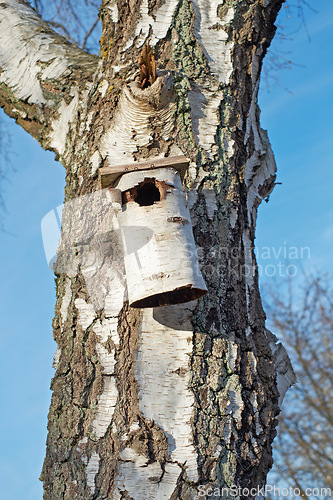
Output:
top-left (99, 156), bottom-right (207, 308)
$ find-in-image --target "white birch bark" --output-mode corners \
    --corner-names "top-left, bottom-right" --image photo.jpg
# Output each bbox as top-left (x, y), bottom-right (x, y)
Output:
top-left (0, 0), bottom-right (296, 498)
top-left (0, 0), bottom-right (98, 158)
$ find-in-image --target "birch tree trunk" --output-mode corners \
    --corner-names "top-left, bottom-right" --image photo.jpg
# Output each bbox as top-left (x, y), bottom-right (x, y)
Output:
top-left (0, 0), bottom-right (295, 498)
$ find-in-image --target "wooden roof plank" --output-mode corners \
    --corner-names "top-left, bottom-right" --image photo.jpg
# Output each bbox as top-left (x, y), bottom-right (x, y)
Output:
top-left (99, 155), bottom-right (189, 188)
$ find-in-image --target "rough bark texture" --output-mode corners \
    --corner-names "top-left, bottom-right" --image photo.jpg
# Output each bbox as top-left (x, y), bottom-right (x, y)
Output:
top-left (0, 0), bottom-right (296, 498)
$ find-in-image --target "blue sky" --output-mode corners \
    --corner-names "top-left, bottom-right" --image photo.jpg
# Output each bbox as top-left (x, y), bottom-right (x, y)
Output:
top-left (0, 2), bottom-right (332, 498)
top-left (256, 1), bottom-right (333, 282)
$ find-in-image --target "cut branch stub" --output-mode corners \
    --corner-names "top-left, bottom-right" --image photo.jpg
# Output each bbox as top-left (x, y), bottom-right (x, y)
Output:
top-left (114, 168), bottom-right (207, 308)
top-left (138, 41), bottom-right (156, 89)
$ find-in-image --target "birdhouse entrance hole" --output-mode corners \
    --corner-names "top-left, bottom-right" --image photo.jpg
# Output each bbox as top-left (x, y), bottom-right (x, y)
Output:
top-left (135, 180), bottom-right (160, 206)
top-left (122, 178), bottom-right (172, 206)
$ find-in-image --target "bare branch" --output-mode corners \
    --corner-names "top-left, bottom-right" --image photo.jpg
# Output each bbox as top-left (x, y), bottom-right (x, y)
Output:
top-left (82, 15), bottom-right (99, 50)
top-left (46, 20), bottom-right (79, 45)
top-left (29, 0), bottom-right (101, 52)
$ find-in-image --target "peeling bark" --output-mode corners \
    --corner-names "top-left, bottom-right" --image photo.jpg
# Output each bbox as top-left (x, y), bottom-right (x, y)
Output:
top-left (0, 0), bottom-right (296, 498)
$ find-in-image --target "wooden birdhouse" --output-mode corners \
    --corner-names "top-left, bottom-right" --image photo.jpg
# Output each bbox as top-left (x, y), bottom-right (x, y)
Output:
top-left (99, 156), bottom-right (207, 308)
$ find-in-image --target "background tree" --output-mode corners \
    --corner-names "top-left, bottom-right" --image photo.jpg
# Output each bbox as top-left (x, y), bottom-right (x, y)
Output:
top-left (261, 0), bottom-right (315, 88)
top-left (264, 275), bottom-right (333, 498)
top-left (0, 0), bottom-right (295, 498)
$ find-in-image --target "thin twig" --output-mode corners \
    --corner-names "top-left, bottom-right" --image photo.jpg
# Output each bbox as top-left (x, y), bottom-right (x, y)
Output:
top-left (82, 15), bottom-right (99, 50)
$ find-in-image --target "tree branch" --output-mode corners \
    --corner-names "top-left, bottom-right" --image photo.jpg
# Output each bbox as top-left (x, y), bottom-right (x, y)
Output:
top-left (0, 0), bottom-right (99, 159)
top-left (82, 15), bottom-right (100, 50)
